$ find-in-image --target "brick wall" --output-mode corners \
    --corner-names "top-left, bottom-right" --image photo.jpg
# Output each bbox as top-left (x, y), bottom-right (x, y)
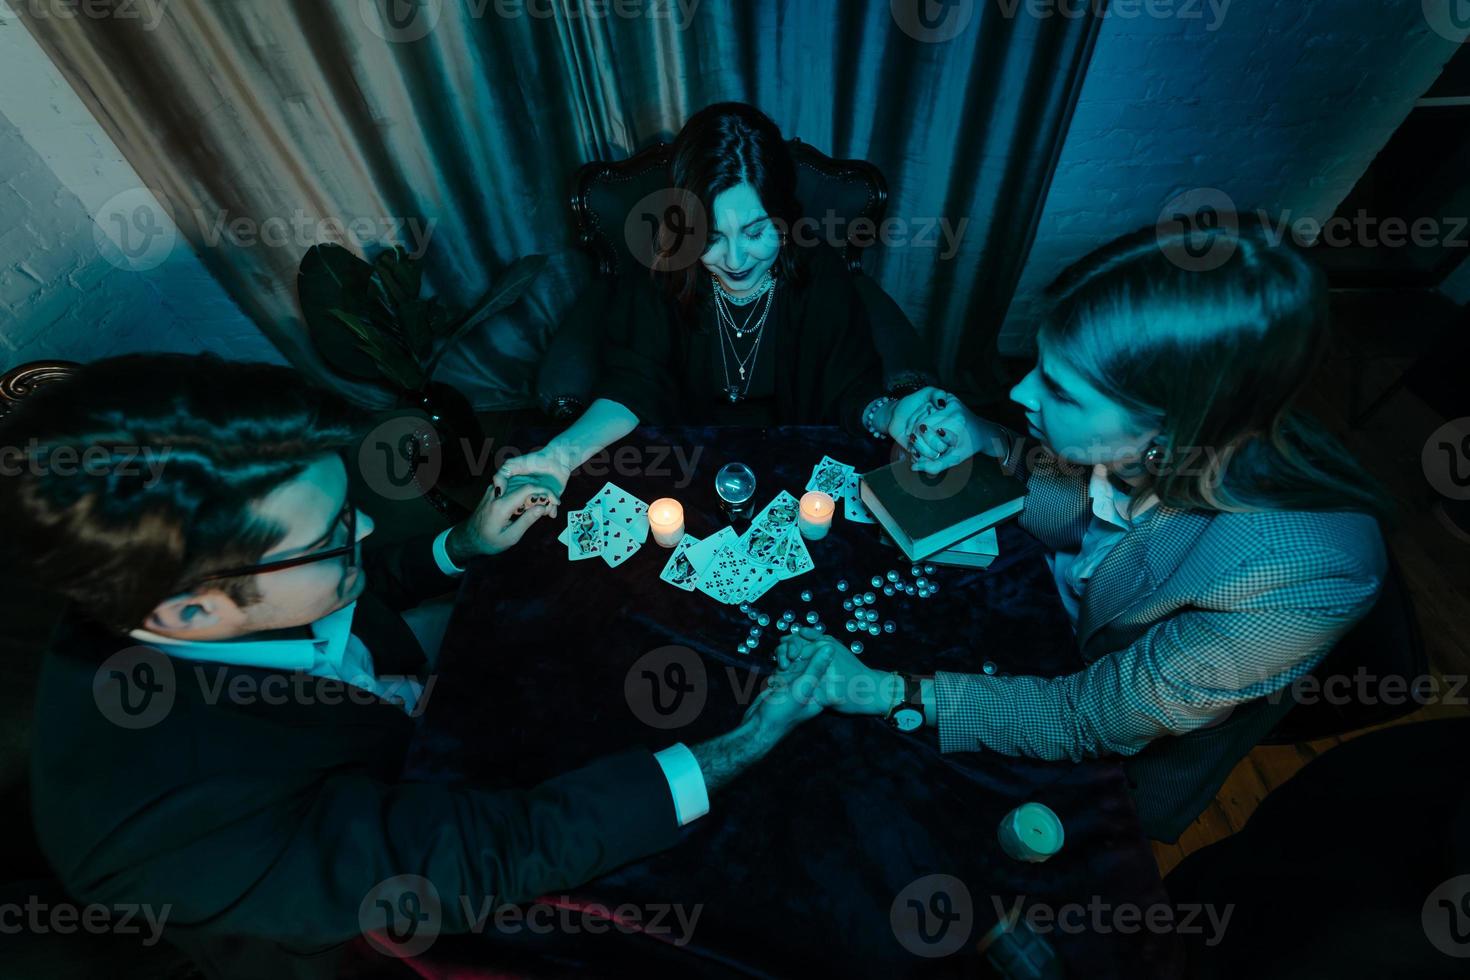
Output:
top-left (998, 0), bottom-right (1466, 355)
top-left (0, 12), bottom-right (280, 368)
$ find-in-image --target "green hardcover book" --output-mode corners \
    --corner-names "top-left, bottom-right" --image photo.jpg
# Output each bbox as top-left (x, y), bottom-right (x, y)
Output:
top-left (858, 457), bottom-right (1025, 562)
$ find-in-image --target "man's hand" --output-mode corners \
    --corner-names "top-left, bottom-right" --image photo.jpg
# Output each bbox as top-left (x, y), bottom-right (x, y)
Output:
top-left (776, 627), bottom-right (899, 717)
top-left (446, 483), bottom-right (556, 563)
top-left (687, 645), bottom-right (834, 797)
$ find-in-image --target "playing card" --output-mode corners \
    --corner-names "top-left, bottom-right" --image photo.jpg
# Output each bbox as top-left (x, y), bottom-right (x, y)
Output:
top-left (843, 472), bottom-right (877, 524)
top-left (776, 526), bottom-right (814, 579)
top-left (658, 535), bottom-right (703, 591)
top-left (738, 559), bottom-right (783, 603)
top-left (752, 490), bottom-right (802, 530)
top-left (740, 490), bottom-right (801, 562)
top-left (697, 544), bottom-right (767, 604)
top-left (564, 509), bottom-right (603, 561)
top-left (684, 527), bottom-right (736, 576)
top-left (591, 482), bottom-right (650, 545)
top-left (585, 482), bottom-right (648, 568)
top-left (806, 456), bottom-right (855, 498)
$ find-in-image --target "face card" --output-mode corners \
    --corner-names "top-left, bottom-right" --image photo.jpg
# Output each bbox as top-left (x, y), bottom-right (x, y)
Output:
top-left (843, 472), bottom-right (877, 523)
top-left (806, 456), bottom-right (855, 498)
top-left (565, 509), bottom-right (603, 561)
top-left (741, 521), bottom-right (792, 566)
top-left (754, 490), bottom-right (802, 530)
top-left (776, 526), bottom-right (814, 579)
top-left (659, 534), bottom-right (703, 591)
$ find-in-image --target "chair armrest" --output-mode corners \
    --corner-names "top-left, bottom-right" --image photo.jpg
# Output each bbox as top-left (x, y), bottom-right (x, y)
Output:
top-left (535, 279), bottom-right (612, 421)
top-left (851, 275), bottom-right (938, 395)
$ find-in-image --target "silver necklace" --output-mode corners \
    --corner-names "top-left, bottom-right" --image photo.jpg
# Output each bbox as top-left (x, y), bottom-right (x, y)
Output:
top-left (715, 286), bottom-right (776, 402)
top-left (712, 270), bottom-right (775, 308)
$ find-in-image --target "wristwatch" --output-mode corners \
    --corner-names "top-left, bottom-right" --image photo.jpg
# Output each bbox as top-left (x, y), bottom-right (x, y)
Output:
top-left (884, 673), bottom-right (926, 732)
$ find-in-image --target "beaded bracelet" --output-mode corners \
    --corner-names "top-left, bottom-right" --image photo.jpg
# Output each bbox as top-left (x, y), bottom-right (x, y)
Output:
top-left (863, 396), bottom-right (894, 440)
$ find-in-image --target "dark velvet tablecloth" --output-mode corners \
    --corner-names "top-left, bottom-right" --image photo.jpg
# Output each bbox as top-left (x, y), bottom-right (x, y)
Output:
top-left (404, 426), bottom-right (1181, 979)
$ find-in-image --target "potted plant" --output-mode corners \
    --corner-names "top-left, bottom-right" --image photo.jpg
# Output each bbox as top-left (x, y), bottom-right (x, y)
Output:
top-left (298, 243), bottom-right (547, 491)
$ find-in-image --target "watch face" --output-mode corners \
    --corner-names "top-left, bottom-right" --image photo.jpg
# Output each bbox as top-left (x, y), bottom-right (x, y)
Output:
top-left (894, 708), bottom-right (923, 732)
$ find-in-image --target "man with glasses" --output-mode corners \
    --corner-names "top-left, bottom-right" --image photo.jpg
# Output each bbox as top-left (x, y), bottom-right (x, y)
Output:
top-left (5, 354), bottom-right (832, 980)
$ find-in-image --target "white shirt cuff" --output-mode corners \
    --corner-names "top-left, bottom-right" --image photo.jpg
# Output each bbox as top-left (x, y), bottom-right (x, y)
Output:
top-left (431, 528), bottom-right (465, 577)
top-left (653, 743), bottom-right (710, 827)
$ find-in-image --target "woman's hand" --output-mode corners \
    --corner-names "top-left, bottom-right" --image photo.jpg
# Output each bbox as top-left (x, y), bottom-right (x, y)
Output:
top-left (775, 628), bottom-right (896, 716)
top-left (490, 446), bottom-right (575, 501)
top-left (742, 643), bottom-right (835, 739)
top-left (892, 388), bottom-right (1015, 476)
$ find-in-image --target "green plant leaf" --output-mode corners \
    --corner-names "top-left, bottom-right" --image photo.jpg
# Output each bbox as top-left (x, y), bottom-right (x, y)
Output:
top-left (330, 308), bottom-right (425, 391)
top-left (297, 244), bottom-right (386, 381)
top-left (425, 254), bottom-right (549, 378)
top-left (373, 246), bottom-right (423, 309)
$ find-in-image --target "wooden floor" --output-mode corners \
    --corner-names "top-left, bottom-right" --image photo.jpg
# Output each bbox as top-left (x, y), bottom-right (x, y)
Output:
top-left (1151, 348), bottom-right (1470, 877)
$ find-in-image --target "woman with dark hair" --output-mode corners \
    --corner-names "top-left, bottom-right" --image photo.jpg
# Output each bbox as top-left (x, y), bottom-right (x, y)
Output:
top-left (776, 223), bottom-right (1391, 830)
top-left (495, 102), bottom-right (944, 497)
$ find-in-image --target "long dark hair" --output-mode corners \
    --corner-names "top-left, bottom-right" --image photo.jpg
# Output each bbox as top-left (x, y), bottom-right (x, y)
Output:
top-left (0, 354), bottom-right (366, 632)
top-left (656, 102), bottom-right (803, 319)
top-left (1040, 221), bottom-right (1392, 520)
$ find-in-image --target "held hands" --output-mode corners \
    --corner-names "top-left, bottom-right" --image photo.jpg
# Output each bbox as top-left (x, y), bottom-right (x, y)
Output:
top-left (774, 627), bottom-right (897, 717)
top-left (886, 387), bottom-right (1010, 475)
top-left (490, 445), bottom-right (576, 501)
top-left (447, 482), bottom-right (559, 562)
top-left (741, 641), bottom-right (835, 744)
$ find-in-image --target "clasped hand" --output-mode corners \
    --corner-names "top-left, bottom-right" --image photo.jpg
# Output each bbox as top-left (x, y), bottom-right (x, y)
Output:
top-left (886, 386), bottom-right (1007, 475)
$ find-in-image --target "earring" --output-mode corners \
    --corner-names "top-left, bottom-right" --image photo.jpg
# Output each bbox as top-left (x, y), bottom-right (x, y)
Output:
top-left (1144, 444), bottom-right (1166, 466)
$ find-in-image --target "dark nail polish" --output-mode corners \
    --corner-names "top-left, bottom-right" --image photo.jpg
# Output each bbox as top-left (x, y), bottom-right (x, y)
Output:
top-left (920, 424), bottom-right (927, 433)
top-left (938, 398), bottom-right (948, 408)
top-left (938, 429), bottom-right (946, 437)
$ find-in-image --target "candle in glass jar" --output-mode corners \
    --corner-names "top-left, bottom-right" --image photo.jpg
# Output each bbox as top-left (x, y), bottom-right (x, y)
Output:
top-left (648, 498), bottom-right (685, 548)
top-left (798, 492), bottom-right (834, 540)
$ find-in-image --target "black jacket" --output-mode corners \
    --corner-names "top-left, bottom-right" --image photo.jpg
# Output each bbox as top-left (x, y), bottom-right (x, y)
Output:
top-left (29, 532), bottom-right (680, 979)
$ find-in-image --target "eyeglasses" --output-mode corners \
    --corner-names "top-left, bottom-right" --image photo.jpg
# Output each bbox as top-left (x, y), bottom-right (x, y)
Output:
top-left (195, 500), bottom-right (358, 583)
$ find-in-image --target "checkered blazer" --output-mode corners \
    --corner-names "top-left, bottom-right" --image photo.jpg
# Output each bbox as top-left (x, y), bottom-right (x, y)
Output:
top-left (932, 444), bottom-right (1387, 762)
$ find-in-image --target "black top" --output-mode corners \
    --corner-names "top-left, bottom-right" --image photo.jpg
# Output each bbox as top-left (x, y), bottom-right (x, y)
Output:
top-left (593, 244), bottom-right (885, 433)
top-left (30, 533), bottom-right (680, 980)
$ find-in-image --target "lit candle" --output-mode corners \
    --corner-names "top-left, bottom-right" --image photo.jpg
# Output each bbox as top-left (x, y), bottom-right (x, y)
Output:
top-left (648, 498), bottom-right (685, 548)
top-left (997, 802), bottom-right (1065, 863)
top-left (798, 491), bottom-right (834, 540)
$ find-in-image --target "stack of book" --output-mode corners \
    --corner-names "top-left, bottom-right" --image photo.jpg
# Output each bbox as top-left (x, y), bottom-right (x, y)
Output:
top-left (858, 457), bottom-right (1025, 567)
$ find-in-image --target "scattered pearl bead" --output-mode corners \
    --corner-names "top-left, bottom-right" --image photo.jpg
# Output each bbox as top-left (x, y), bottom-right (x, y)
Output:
top-left (883, 585), bottom-right (895, 597)
top-left (870, 576), bottom-right (883, 589)
top-left (757, 614), bottom-right (770, 626)
top-left (886, 570), bottom-right (900, 583)
top-left (863, 592), bottom-right (876, 604)
top-left (924, 564), bottom-right (936, 575)
top-left (845, 620), bottom-right (858, 632)
top-left (910, 565), bottom-right (922, 577)
top-left (739, 603), bottom-right (750, 614)
top-left (805, 611), bottom-right (819, 625)
top-left (836, 579), bottom-right (849, 592)
top-left (814, 623), bottom-right (826, 633)
top-left (867, 624), bottom-right (881, 636)
top-left (843, 599), bottom-right (854, 611)
top-left (982, 661), bottom-right (998, 675)
top-left (800, 590), bottom-right (813, 603)
top-left (883, 621), bottom-right (896, 634)
top-left (850, 641), bottom-right (865, 655)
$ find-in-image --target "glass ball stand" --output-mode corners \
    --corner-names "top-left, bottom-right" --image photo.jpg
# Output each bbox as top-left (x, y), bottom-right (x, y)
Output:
top-left (715, 462), bottom-right (757, 524)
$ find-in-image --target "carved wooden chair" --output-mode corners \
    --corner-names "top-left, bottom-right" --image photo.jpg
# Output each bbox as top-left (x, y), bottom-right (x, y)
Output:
top-left (0, 361), bottom-right (80, 419)
top-left (537, 139), bottom-right (936, 419)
